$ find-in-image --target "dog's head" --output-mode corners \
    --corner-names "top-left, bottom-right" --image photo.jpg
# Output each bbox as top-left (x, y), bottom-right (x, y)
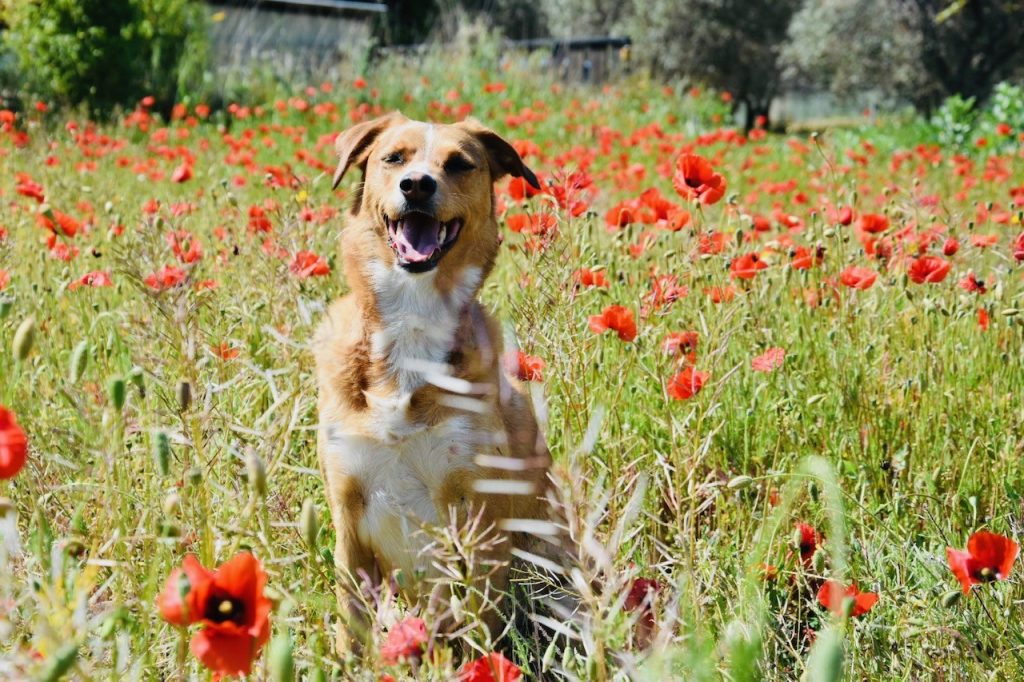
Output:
top-left (332, 113), bottom-right (539, 278)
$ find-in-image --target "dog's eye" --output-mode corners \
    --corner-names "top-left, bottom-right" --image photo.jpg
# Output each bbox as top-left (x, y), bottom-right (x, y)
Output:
top-left (444, 155), bottom-right (476, 173)
top-left (382, 151), bottom-right (405, 165)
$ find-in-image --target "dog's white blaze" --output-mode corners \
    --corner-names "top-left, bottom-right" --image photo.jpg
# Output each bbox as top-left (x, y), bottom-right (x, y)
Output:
top-left (368, 262), bottom-right (482, 396)
top-left (399, 123), bottom-right (436, 181)
top-left (325, 416), bottom-right (478, 576)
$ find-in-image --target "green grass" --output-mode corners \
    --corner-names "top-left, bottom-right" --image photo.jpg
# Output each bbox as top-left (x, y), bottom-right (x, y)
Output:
top-left (2, 49), bottom-right (1024, 679)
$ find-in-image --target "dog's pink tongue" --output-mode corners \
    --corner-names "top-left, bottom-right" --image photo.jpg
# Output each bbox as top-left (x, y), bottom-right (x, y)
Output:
top-left (395, 214), bottom-right (441, 262)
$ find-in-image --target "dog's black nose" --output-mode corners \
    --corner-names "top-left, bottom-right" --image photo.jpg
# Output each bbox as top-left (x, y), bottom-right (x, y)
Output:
top-left (399, 172), bottom-right (437, 202)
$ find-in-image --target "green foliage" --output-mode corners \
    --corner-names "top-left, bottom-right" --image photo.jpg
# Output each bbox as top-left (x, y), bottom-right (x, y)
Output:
top-left (930, 94), bottom-right (977, 150)
top-left (929, 81), bottom-right (1024, 153)
top-left (3, 0), bottom-right (208, 116)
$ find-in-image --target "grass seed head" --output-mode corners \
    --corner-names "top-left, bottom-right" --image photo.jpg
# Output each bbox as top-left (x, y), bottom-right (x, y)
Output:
top-left (12, 316), bottom-right (35, 361)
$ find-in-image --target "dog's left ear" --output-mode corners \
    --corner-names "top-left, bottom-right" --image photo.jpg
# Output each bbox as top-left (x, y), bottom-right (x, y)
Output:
top-left (458, 119), bottom-right (541, 190)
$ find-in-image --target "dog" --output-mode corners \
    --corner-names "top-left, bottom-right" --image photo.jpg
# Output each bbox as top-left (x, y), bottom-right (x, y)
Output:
top-left (313, 112), bottom-right (552, 649)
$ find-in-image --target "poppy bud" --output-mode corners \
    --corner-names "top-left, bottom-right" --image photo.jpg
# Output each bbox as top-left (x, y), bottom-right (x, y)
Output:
top-left (543, 636), bottom-right (558, 671)
top-left (39, 643), bottom-right (79, 682)
top-left (108, 377), bottom-right (126, 411)
top-left (71, 506), bottom-right (86, 535)
top-left (813, 548), bottom-right (828, 574)
top-left (268, 629), bottom-right (295, 682)
top-left (300, 498), bottom-right (319, 553)
top-left (128, 366), bottom-right (145, 395)
top-left (153, 431), bottom-right (171, 475)
top-left (62, 538), bottom-right (86, 558)
top-left (727, 475), bottom-right (754, 490)
top-left (245, 448), bottom-right (267, 498)
top-left (0, 297), bottom-right (12, 320)
top-left (450, 593), bottom-right (464, 623)
top-left (12, 316), bottom-right (35, 361)
top-left (68, 341), bottom-right (89, 383)
top-left (809, 481), bottom-right (820, 502)
top-left (940, 590), bottom-right (961, 608)
top-left (176, 380), bottom-right (192, 412)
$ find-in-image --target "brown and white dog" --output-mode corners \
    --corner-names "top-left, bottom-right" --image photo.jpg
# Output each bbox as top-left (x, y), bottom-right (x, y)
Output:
top-left (313, 112), bottom-right (551, 647)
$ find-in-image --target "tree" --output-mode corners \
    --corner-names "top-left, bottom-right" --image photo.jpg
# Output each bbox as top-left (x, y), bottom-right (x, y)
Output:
top-left (784, 0), bottom-right (1024, 115)
top-left (620, 0), bottom-right (802, 130)
top-left (3, 0), bottom-right (207, 116)
top-left (900, 0), bottom-right (1024, 112)
top-left (374, 0), bottom-right (547, 44)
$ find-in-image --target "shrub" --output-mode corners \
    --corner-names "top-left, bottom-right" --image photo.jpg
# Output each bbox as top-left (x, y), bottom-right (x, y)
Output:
top-left (3, 0), bottom-right (208, 117)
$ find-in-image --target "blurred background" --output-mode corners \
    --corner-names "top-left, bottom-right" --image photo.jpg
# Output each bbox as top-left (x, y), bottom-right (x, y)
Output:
top-left (0, 0), bottom-right (1022, 131)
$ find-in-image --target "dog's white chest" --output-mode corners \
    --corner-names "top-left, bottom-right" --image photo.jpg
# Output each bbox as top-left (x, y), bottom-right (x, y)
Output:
top-left (325, 416), bottom-right (478, 576)
top-left (368, 262), bottom-right (482, 394)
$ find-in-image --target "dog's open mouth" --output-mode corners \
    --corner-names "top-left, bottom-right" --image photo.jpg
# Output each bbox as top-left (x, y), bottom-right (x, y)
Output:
top-left (384, 211), bottom-right (463, 273)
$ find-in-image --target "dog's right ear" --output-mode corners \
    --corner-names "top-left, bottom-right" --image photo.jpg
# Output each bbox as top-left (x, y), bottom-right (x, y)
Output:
top-left (332, 112), bottom-right (404, 190)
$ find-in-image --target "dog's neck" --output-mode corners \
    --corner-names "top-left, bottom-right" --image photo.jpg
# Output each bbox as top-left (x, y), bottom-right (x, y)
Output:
top-left (358, 260), bottom-right (484, 394)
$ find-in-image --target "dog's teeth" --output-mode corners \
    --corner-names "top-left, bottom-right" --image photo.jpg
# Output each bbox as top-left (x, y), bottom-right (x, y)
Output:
top-left (438, 225), bottom-right (447, 243)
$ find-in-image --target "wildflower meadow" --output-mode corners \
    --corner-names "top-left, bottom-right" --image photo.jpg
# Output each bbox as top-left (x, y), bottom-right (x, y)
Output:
top-left (2, 51), bottom-right (1024, 680)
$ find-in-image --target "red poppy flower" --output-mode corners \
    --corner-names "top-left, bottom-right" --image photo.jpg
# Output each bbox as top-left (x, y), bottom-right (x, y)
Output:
top-left (839, 266), bottom-right (877, 290)
top-left (459, 652), bottom-right (522, 682)
top-left (946, 531), bottom-right (1019, 594)
top-left (0, 270), bottom-right (8, 290)
top-left (505, 350), bottom-right (544, 382)
top-left (167, 231), bottom-right (203, 263)
top-left (790, 246), bottom-right (823, 270)
top-left (858, 213), bottom-right (889, 234)
top-left (672, 153), bottom-right (726, 205)
top-left (698, 231), bottom-right (730, 255)
top-left (605, 200), bottom-right (638, 229)
top-left (1013, 232), bottom-right (1024, 262)
top-left (172, 162), bottom-right (193, 183)
top-left (907, 255), bottom-right (950, 284)
top-left (667, 367), bottom-right (708, 400)
top-left (662, 331), bottom-right (699, 357)
top-left (969, 234), bottom-right (998, 248)
top-left (0, 406), bottom-right (28, 480)
top-left (796, 523), bottom-right (822, 566)
top-left (289, 251), bottom-right (330, 278)
top-left (212, 343), bottom-right (240, 361)
top-left (817, 580), bottom-right (879, 617)
top-left (573, 268), bottom-right (609, 288)
top-left (15, 174), bottom-right (45, 203)
top-left (144, 265), bottom-right (188, 291)
top-left (158, 554), bottom-right (214, 626)
top-left (589, 305), bottom-right (637, 342)
top-left (37, 210), bottom-right (81, 237)
top-left (943, 237), bottom-right (960, 256)
top-left (624, 577), bottom-right (662, 648)
top-left (704, 285), bottom-right (736, 303)
top-left (836, 206), bottom-right (853, 226)
top-left (69, 271), bottom-right (113, 290)
top-left (978, 307), bottom-right (990, 331)
top-left (159, 552), bottom-right (272, 678)
top-left (730, 252), bottom-right (768, 280)
top-left (380, 616), bottom-right (429, 665)
top-left (958, 272), bottom-right (987, 294)
top-left (751, 347), bottom-right (786, 373)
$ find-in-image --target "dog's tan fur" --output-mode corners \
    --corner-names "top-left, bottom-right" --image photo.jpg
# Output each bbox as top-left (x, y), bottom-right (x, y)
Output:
top-left (313, 113), bottom-right (550, 647)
